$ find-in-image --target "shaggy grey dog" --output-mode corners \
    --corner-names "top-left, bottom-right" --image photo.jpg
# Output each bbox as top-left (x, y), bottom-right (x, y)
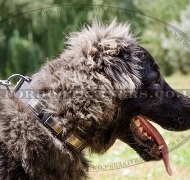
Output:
top-left (0, 20), bottom-right (190, 179)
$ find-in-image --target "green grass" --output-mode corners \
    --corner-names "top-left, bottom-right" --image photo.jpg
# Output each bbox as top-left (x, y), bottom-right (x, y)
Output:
top-left (86, 73), bottom-right (190, 180)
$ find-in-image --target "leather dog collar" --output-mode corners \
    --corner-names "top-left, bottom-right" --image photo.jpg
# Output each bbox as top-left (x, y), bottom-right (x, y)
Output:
top-left (0, 74), bottom-right (87, 151)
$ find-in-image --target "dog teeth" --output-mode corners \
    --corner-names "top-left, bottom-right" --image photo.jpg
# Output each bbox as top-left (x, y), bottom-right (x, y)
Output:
top-left (143, 132), bottom-right (148, 137)
top-left (139, 127), bottom-right (143, 132)
top-left (147, 136), bottom-right (152, 140)
top-left (134, 119), bottom-right (141, 127)
top-left (158, 145), bottom-right (164, 150)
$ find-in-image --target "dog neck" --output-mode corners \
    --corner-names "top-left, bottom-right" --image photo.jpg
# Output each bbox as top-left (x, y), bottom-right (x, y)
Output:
top-left (7, 74), bottom-right (87, 152)
top-left (27, 58), bottom-right (119, 154)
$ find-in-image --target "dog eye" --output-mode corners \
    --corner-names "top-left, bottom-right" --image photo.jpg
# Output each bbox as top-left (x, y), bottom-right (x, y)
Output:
top-left (151, 80), bottom-right (162, 91)
top-left (152, 79), bottom-right (161, 85)
top-left (150, 79), bottom-right (162, 91)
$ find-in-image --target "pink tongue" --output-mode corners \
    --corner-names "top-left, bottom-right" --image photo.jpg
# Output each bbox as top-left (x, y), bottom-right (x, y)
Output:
top-left (136, 115), bottom-right (173, 176)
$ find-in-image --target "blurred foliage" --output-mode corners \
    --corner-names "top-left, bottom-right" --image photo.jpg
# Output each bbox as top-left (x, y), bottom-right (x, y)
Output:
top-left (161, 4), bottom-right (190, 75)
top-left (0, 0), bottom-right (189, 78)
top-left (136, 0), bottom-right (190, 75)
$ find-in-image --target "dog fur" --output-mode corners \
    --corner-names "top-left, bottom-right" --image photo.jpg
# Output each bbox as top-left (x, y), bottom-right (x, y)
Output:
top-left (0, 20), bottom-right (190, 179)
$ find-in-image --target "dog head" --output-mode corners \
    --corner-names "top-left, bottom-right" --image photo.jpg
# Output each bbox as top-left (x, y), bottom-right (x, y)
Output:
top-left (60, 20), bottom-right (190, 175)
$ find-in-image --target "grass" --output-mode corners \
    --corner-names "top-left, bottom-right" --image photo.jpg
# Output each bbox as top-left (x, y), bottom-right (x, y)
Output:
top-left (86, 73), bottom-right (190, 180)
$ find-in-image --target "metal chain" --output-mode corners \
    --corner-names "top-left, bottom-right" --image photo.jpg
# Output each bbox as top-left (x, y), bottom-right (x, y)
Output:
top-left (0, 74), bottom-right (31, 92)
top-left (0, 80), bottom-right (10, 87)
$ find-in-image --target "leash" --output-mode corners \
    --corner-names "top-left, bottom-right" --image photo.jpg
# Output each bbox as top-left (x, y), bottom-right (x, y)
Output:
top-left (0, 74), bottom-right (87, 151)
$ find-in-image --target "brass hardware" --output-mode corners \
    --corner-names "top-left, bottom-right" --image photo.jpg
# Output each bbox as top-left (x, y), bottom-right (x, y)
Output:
top-left (44, 117), bottom-right (64, 135)
top-left (66, 134), bottom-right (85, 150)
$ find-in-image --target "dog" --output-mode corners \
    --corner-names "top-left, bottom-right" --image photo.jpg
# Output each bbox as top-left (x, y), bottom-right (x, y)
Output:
top-left (0, 20), bottom-right (190, 179)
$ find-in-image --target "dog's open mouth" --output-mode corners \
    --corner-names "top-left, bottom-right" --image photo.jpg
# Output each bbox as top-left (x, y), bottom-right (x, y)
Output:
top-left (130, 115), bottom-right (172, 176)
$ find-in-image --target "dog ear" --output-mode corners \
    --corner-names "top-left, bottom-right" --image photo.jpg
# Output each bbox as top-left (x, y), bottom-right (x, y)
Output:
top-left (88, 41), bottom-right (141, 98)
top-left (62, 20), bottom-right (141, 98)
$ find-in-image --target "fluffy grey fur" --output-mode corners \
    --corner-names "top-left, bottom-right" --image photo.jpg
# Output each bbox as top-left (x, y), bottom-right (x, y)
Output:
top-left (0, 20), bottom-right (141, 179)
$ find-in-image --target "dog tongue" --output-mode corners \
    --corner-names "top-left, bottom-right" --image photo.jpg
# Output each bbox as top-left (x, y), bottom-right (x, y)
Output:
top-left (136, 115), bottom-right (173, 176)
